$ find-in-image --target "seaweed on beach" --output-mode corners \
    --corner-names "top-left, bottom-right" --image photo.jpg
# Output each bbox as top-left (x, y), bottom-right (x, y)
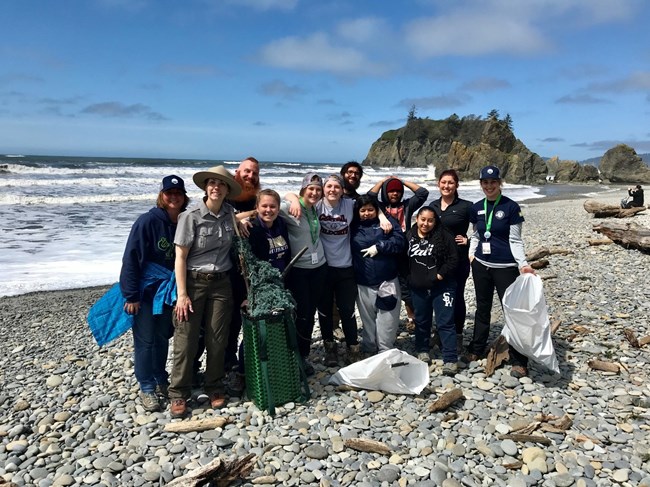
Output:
top-left (233, 236), bottom-right (295, 318)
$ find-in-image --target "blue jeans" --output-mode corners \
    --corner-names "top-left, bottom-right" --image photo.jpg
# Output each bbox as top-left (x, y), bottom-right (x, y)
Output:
top-left (411, 280), bottom-right (457, 363)
top-left (132, 300), bottom-right (173, 393)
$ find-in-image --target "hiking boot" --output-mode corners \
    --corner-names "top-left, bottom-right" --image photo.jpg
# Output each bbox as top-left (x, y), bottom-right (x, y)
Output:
top-left (208, 393), bottom-right (227, 409)
top-left (324, 341), bottom-right (338, 367)
top-left (346, 344), bottom-right (361, 364)
top-left (442, 362), bottom-right (458, 377)
top-left (228, 373), bottom-right (246, 397)
top-left (139, 391), bottom-right (161, 412)
top-left (417, 352), bottom-right (431, 364)
top-left (155, 384), bottom-right (169, 399)
top-left (170, 398), bottom-right (188, 418)
top-left (461, 352), bottom-right (480, 364)
top-left (511, 366), bottom-right (529, 379)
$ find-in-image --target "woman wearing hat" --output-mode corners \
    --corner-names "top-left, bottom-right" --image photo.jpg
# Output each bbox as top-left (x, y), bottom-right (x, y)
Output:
top-left (280, 173), bottom-right (327, 375)
top-left (168, 165), bottom-right (242, 417)
top-left (119, 175), bottom-right (189, 412)
top-left (466, 165), bottom-right (535, 378)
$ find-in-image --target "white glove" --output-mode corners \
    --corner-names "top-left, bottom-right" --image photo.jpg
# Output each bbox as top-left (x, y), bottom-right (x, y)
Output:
top-left (361, 245), bottom-right (378, 258)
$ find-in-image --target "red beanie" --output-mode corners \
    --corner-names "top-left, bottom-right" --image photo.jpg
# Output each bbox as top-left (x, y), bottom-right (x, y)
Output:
top-left (386, 178), bottom-right (404, 193)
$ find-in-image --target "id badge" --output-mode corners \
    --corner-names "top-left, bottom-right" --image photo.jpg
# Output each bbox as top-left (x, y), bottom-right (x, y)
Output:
top-left (481, 242), bottom-right (491, 255)
top-left (311, 252), bottom-right (319, 264)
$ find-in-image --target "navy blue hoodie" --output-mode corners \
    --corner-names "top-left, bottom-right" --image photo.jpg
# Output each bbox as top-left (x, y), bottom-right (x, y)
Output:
top-left (119, 207), bottom-right (177, 303)
top-left (351, 215), bottom-right (405, 286)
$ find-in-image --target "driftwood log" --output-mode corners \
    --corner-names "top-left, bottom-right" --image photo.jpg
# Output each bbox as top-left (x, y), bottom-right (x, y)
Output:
top-left (166, 454), bottom-right (255, 487)
top-left (163, 417), bottom-right (230, 433)
top-left (525, 246), bottom-right (572, 261)
top-left (584, 199), bottom-right (646, 218)
top-left (429, 388), bottom-right (464, 412)
top-left (587, 359), bottom-right (621, 374)
top-left (588, 237), bottom-right (613, 246)
top-left (497, 434), bottom-right (552, 446)
top-left (623, 328), bottom-right (650, 348)
top-left (344, 438), bottom-right (391, 455)
top-left (530, 259), bottom-right (549, 270)
top-left (485, 336), bottom-right (510, 377)
top-left (592, 221), bottom-right (650, 252)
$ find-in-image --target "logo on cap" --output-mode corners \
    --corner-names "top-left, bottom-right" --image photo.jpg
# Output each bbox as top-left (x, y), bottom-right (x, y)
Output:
top-left (171, 178), bottom-right (179, 184)
top-left (487, 168), bottom-right (494, 175)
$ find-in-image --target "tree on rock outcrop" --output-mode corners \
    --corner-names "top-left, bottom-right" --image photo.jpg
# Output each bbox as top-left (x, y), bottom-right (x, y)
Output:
top-left (504, 113), bottom-right (513, 130)
top-left (487, 109), bottom-right (499, 120)
top-left (407, 104), bottom-right (417, 122)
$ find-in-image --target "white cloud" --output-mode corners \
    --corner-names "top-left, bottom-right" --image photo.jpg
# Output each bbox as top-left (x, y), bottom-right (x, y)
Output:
top-left (259, 79), bottom-right (307, 99)
top-left (587, 71), bottom-right (650, 92)
top-left (406, 12), bottom-right (548, 57)
top-left (336, 17), bottom-right (388, 43)
top-left (259, 33), bottom-right (386, 76)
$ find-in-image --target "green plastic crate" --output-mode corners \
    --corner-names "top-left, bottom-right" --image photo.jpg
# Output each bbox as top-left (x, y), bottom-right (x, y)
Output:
top-left (242, 310), bottom-right (309, 415)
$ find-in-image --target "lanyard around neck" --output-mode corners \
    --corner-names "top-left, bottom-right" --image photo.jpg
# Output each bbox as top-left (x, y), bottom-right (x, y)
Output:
top-left (299, 198), bottom-right (320, 244)
top-left (483, 193), bottom-right (502, 239)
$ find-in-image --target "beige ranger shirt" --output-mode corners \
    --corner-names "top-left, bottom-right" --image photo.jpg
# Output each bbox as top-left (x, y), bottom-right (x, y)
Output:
top-left (174, 198), bottom-right (235, 273)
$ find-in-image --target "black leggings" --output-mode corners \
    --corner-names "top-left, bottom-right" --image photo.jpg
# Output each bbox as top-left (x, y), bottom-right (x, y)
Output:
top-left (317, 266), bottom-right (358, 346)
top-left (286, 264), bottom-right (327, 358)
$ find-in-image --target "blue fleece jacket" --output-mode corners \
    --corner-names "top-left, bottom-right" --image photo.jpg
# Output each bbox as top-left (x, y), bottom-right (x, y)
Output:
top-left (119, 207), bottom-right (177, 303)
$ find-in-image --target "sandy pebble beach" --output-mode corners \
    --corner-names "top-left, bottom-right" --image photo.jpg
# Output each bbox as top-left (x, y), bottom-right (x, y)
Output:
top-left (1, 192), bottom-right (649, 487)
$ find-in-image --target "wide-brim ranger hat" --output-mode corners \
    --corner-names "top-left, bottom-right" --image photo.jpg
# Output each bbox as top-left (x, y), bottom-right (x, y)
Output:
top-left (192, 165), bottom-right (242, 197)
top-left (479, 165), bottom-right (501, 180)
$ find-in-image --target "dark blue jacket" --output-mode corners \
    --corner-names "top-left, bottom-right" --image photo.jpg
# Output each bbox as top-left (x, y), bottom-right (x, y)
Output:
top-left (351, 215), bottom-right (405, 286)
top-left (119, 207), bottom-right (177, 303)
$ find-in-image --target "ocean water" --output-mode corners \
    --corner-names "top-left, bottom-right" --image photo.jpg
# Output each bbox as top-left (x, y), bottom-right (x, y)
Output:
top-left (1, 155), bottom-right (547, 297)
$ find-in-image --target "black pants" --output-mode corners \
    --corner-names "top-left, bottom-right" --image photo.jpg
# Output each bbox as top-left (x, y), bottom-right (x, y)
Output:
top-left (317, 266), bottom-right (358, 346)
top-left (286, 264), bottom-right (327, 358)
top-left (454, 257), bottom-right (471, 333)
top-left (469, 260), bottom-right (528, 367)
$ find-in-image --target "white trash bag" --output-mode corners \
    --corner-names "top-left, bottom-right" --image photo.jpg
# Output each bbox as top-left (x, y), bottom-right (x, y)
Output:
top-left (329, 348), bottom-right (429, 394)
top-left (501, 273), bottom-right (560, 374)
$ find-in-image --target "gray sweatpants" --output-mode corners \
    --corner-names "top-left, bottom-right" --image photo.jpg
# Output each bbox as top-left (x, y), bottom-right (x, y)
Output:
top-left (356, 277), bottom-right (401, 354)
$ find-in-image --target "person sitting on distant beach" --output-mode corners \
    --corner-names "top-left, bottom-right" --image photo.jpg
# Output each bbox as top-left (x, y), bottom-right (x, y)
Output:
top-left (368, 176), bottom-right (429, 332)
top-left (280, 173), bottom-right (327, 376)
top-left (119, 175), bottom-right (189, 412)
top-left (622, 184), bottom-right (644, 208)
top-left (168, 165), bottom-right (242, 418)
top-left (466, 165), bottom-right (535, 378)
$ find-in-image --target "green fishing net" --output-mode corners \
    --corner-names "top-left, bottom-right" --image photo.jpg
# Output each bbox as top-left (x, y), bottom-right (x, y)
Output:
top-left (233, 236), bottom-right (295, 318)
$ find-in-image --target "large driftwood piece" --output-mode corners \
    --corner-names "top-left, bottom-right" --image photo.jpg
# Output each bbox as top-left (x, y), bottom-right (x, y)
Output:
top-left (587, 359), bottom-right (621, 374)
top-left (485, 336), bottom-right (509, 377)
top-left (498, 434), bottom-right (552, 445)
top-left (592, 221), bottom-right (650, 252)
top-left (164, 417), bottom-right (230, 433)
top-left (584, 199), bottom-right (646, 218)
top-left (588, 237), bottom-right (613, 246)
top-left (344, 438), bottom-right (391, 455)
top-left (166, 454), bottom-right (255, 487)
top-left (530, 259), bottom-right (549, 270)
top-left (429, 388), bottom-right (464, 412)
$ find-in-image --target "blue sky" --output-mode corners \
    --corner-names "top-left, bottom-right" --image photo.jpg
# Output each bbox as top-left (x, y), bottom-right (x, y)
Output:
top-left (2, 0), bottom-right (649, 163)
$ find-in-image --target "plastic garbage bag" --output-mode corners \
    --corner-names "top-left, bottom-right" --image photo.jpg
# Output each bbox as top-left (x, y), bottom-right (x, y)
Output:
top-left (501, 274), bottom-right (560, 374)
top-left (329, 348), bottom-right (429, 394)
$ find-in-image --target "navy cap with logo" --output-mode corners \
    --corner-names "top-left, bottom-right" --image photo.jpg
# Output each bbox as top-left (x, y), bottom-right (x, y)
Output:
top-left (161, 175), bottom-right (186, 193)
top-left (479, 165), bottom-right (501, 180)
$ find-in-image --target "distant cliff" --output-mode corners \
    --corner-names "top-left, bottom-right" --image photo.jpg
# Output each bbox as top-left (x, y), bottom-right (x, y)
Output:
top-left (363, 116), bottom-right (548, 184)
top-left (599, 144), bottom-right (650, 184)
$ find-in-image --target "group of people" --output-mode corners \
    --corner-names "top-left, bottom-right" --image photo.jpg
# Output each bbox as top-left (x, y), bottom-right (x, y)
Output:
top-left (118, 158), bottom-right (536, 417)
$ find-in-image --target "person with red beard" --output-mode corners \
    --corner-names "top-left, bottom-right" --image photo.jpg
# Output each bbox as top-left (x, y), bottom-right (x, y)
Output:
top-left (229, 157), bottom-right (261, 218)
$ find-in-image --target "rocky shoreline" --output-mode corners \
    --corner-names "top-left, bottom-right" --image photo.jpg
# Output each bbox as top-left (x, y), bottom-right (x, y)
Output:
top-left (1, 194), bottom-right (649, 487)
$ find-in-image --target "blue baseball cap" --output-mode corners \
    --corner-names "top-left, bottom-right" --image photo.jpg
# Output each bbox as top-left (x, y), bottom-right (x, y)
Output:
top-left (161, 174), bottom-right (186, 193)
top-left (479, 165), bottom-right (501, 180)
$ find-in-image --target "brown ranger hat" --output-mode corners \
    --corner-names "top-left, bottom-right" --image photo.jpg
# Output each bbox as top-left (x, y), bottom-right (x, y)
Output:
top-left (192, 165), bottom-right (242, 197)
